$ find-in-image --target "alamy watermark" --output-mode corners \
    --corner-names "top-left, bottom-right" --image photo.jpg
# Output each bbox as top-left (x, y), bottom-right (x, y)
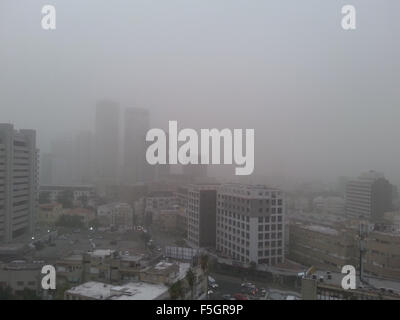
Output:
top-left (40, 4), bottom-right (356, 31)
top-left (146, 121), bottom-right (254, 175)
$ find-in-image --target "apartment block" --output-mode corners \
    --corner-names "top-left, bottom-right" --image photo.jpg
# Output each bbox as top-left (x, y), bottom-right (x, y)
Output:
top-left (0, 124), bottom-right (38, 243)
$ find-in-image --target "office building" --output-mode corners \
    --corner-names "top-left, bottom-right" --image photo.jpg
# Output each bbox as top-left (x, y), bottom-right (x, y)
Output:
top-left (216, 184), bottom-right (285, 266)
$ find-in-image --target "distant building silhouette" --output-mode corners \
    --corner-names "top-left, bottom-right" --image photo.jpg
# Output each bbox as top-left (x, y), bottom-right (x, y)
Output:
top-left (95, 100), bottom-right (120, 186)
top-left (123, 107), bottom-right (154, 184)
top-left (345, 170), bottom-right (393, 222)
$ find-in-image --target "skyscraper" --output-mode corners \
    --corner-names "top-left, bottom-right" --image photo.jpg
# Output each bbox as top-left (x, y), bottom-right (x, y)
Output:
top-left (123, 107), bottom-right (154, 184)
top-left (0, 124), bottom-right (38, 243)
top-left (74, 131), bottom-right (94, 185)
top-left (95, 100), bottom-right (120, 186)
top-left (345, 170), bottom-right (393, 222)
top-left (39, 152), bottom-right (53, 185)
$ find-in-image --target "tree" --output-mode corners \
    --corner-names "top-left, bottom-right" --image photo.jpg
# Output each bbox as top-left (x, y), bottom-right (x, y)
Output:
top-left (186, 268), bottom-right (196, 299)
top-left (199, 254), bottom-right (209, 299)
top-left (55, 214), bottom-right (84, 228)
top-left (199, 254), bottom-right (209, 273)
top-left (169, 280), bottom-right (184, 300)
top-left (0, 285), bottom-right (13, 300)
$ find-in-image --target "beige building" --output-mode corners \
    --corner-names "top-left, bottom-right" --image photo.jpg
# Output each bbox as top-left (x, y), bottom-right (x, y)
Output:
top-left (56, 250), bottom-right (146, 286)
top-left (64, 261), bottom-right (207, 300)
top-left (289, 223), bottom-right (357, 271)
top-left (153, 208), bottom-right (187, 234)
top-left (364, 229), bottom-right (400, 279)
top-left (97, 203), bottom-right (133, 229)
top-left (0, 261), bottom-right (42, 296)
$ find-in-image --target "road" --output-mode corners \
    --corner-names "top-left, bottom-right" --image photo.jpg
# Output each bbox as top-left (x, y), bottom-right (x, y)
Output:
top-left (208, 272), bottom-right (300, 300)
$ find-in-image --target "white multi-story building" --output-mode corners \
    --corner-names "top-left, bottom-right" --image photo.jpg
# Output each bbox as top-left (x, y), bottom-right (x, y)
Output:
top-left (145, 191), bottom-right (178, 213)
top-left (97, 202), bottom-right (133, 229)
top-left (39, 185), bottom-right (95, 203)
top-left (216, 184), bottom-right (285, 266)
top-left (0, 124), bottom-right (38, 243)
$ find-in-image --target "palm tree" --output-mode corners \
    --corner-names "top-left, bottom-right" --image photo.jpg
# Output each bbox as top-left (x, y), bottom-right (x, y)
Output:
top-left (199, 254), bottom-right (209, 299)
top-left (186, 268), bottom-right (195, 299)
top-left (169, 280), bottom-right (184, 300)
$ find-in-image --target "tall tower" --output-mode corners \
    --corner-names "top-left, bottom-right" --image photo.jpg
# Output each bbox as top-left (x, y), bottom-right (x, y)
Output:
top-left (95, 100), bottom-right (120, 186)
top-left (123, 107), bottom-right (154, 184)
top-left (0, 124), bottom-right (38, 243)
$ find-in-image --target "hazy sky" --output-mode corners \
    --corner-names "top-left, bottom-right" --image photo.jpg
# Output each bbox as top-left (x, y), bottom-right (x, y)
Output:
top-left (1, 0), bottom-right (399, 183)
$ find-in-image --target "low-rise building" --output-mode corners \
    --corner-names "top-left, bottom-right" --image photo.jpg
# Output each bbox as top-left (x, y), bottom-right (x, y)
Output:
top-left (64, 281), bottom-right (170, 300)
top-left (97, 203), bottom-right (133, 229)
top-left (153, 208), bottom-right (187, 234)
top-left (40, 185), bottom-right (95, 203)
top-left (0, 260), bottom-right (43, 296)
top-left (289, 223), bottom-right (357, 271)
top-left (363, 228), bottom-right (400, 279)
top-left (301, 270), bottom-right (400, 300)
top-left (38, 203), bottom-right (64, 226)
top-left (64, 260), bottom-right (207, 300)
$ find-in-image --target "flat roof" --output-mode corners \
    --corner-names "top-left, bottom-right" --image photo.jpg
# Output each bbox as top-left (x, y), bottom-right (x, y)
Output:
top-left (66, 281), bottom-right (168, 300)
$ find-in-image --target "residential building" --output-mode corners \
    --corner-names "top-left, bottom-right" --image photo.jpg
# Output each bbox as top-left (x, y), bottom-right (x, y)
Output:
top-left (97, 203), bottom-right (133, 229)
top-left (0, 124), bottom-right (38, 243)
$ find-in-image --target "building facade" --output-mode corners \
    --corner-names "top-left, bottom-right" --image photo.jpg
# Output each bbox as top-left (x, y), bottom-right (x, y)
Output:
top-left (187, 184), bottom-right (218, 248)
top-left (216, 184), bottom-right (285, 265)
top-left (0, 124), bottom-right (38, 243)
top-left (345, 171), bottom-right (393, 222)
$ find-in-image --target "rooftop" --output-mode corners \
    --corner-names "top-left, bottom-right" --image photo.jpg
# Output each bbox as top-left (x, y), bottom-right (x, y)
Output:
top-left (303, 224), bottom-right (339, 236)
top-left (66, 281), bottom-right (168, 300)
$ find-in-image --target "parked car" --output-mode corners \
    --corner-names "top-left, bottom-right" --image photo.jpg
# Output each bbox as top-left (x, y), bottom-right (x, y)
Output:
top-left (234, 293), bottom-right (249, 300)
